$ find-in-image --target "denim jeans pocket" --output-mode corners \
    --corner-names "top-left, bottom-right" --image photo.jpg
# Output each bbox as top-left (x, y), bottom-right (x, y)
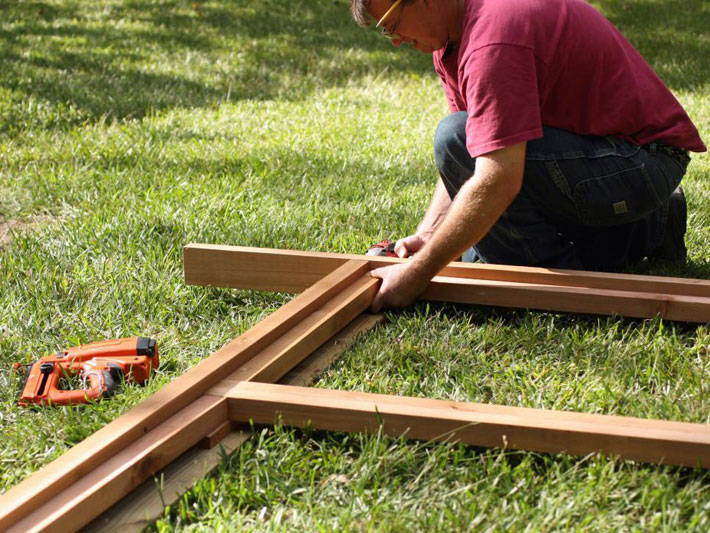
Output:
top-left (648, 151), bottom-right (687, 198)
top-left (573, 163), bottom-right (663, 227)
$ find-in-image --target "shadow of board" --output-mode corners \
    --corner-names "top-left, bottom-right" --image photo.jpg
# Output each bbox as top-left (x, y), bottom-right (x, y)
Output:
top-left (0, 0), bottom-right (431, 129)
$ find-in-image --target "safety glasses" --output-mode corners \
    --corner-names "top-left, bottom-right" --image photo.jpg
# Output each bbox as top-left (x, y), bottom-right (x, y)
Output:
top-left (376, 0), bottom-right (406, 41)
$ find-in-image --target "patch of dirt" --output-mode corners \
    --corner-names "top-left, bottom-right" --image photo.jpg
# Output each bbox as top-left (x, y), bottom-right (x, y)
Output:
top-left (0, 215), bottom-right (55, 249)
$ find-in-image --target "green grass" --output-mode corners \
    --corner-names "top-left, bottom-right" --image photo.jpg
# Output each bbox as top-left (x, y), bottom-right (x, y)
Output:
top-left (1, 0), bottom-right (709, 530)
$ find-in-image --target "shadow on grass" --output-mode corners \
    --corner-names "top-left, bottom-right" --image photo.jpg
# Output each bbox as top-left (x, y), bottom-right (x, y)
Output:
top-left (627, 256), bottom-right (710, 282)
top-left (0, 0), bottom-right (430, 133)
top-left (598, 0), bottom-right (710, 90)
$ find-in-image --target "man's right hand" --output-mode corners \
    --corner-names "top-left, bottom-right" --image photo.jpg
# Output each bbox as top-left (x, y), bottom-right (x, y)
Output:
top-left (394, 233), bottom-right (429, 258)
top-left (394, 178), bottom-right (453, 259)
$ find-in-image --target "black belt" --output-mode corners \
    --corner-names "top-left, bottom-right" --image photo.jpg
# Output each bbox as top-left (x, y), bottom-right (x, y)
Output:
top-left (643, 142), bottom-right (690, 165)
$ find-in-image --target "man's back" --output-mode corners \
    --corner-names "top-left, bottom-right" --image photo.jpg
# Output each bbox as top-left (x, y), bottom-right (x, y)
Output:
top-left (434, 0), bottom-right (705, 157)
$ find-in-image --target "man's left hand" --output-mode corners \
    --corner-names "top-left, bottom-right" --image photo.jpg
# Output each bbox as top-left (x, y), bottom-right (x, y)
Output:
top-left (369, 262), bottom-right (431, 312)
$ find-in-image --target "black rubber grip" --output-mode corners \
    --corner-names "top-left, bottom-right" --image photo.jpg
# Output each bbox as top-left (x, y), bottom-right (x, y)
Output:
top-left (101, 370), bottom-right (119, 399)
top-left (136, 337), bottom-right (157, 357)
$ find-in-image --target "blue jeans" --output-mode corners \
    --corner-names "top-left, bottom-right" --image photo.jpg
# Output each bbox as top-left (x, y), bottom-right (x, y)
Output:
top-left (434, 112), bottom-right (689, 270)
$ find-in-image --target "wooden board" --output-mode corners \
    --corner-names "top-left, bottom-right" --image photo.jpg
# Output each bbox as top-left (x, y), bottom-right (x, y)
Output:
top-left (9, 396), bottom-right (228, 533)
top-left (278, 313), bottom-right (387, 387)
top-left (184, 243), bottom-right (710, 297)
top-left (183, 244), bottom-right (710, 322)
top-left (221, 275), bottom-right (378, 385)
top-left (223, 381), bottom-right (710, 469)
top-left (0, 260), bottom-right (371, 532)
top-left (82, 313), bottom-right (385, 533)
top-left (424, 275), bottom-right (710, 322)
top-left (7, 242), bottom-right (708, 532)
top-left (207, 278), bottom-right (379, 395)
top-left (81, 429), bottom-right (251, 533)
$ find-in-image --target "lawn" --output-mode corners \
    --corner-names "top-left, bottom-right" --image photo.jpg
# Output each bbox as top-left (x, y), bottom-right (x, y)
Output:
top-left (1, 0), bottom-right (709, 530)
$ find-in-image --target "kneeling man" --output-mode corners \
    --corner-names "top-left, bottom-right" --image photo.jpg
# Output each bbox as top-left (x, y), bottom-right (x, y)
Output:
top-left (349, 0), bottom-right (706, 311)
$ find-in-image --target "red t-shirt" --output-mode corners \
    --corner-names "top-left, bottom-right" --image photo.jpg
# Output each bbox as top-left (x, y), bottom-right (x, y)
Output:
top-left (433, 0), bottom-right (706, 158)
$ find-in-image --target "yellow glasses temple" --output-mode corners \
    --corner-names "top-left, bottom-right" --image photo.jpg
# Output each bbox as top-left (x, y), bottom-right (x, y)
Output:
top-left (376, 0), bottom-right (404, 28)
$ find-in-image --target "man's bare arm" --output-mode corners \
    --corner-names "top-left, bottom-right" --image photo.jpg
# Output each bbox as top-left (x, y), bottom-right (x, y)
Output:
top-left (370, 142), bottom-right (526, 311)
top-left (411, 142), bottom-right (525, 277)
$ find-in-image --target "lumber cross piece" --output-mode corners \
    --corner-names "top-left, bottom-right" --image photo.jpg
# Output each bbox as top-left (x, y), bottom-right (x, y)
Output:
top-left (221, 381), bottom-right (710, 469)
top-left (184, 244), bottom-right (710, 322)
top-left (84, 312), bottom-right (387, 533)
top-left (0, 260), bottom-right (377, 532)
top-left (1, 244), bottom-right (708, 533)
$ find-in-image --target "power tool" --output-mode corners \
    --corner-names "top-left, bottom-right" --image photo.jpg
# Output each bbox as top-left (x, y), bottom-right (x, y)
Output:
top-left (13, 337), bottom-right (159, 407)
top-left (366, 239), bottom-right (399, 257)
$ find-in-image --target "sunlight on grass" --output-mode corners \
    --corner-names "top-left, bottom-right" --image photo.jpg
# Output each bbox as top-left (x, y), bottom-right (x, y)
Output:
top-left (1, 0), bottom-right (709, 530)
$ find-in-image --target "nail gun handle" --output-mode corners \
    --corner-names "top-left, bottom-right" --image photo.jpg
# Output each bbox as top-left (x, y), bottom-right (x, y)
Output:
top-left (46, 367), bottom-right (121, 405)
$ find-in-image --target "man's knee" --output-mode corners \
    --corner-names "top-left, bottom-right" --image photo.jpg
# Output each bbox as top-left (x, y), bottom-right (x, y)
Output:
top-left (434, 111), bottom-right (468, 167)
top-left (433, 111), bottom-right (473, 198)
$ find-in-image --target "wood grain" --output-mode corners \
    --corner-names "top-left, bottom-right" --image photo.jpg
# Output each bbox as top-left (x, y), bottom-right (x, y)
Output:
top-left (225, 382), bottom-right (710, 469)
top-left (81, 430), bottom-right (251, 533)
top-left (183, 244), bottom-right (710, 322)
top-left (82, 314), bottom-right (385, 533)
top-left (278, 313), bottom-right (386, 387)
top-left (184, 243), bottom-right (710, 298)
top-left (424, 275), bottom-right (710, 322)
top-left (9, 396), bottom-right (227, 533)
top-left (207, 277), bottom-right (379, 395)
top-left (0, 260), bottom-right (369, 532)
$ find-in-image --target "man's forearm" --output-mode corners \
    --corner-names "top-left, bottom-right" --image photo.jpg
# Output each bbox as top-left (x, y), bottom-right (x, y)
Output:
top-left (411, 144), bottom-right (526, 279)
top-left (369, 143), bottom-right (526, 312)
top-left (416, 178), bottom-right (453, 238)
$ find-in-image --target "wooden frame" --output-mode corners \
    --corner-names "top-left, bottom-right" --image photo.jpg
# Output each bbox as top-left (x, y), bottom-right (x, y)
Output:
top-left (2, 243), bottom-right (709, 532)
top-left (184, 244), bottom-right (710, 322)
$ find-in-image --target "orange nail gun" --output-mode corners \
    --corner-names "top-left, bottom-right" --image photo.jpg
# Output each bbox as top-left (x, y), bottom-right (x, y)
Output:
top-left (13, 337), bottom-right (158, 407)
